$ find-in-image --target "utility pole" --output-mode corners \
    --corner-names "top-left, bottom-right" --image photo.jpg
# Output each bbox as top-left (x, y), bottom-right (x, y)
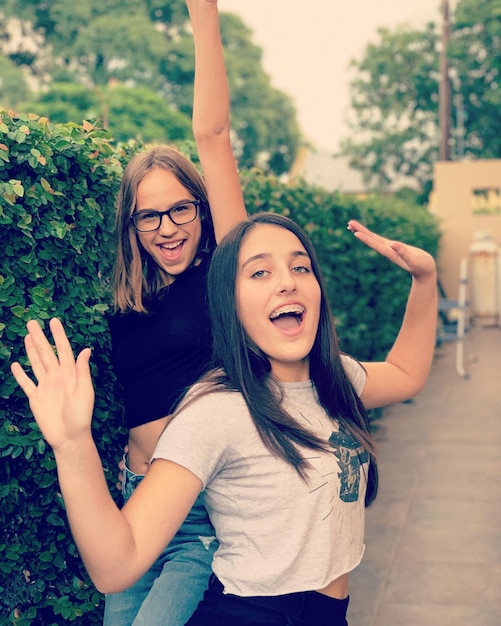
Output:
top-left (439, 0), bottom-right (451, 161)
top-left (454, 92), bottom-right (465, 159)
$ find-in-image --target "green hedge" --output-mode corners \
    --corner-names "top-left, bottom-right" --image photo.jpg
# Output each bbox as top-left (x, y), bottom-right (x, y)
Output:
top-left (0, 113), bottom-right (440, 625)
top-left (0, 113), bottom-right (128, 625)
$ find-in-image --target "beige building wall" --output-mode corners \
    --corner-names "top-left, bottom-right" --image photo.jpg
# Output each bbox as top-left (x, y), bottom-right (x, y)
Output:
top-left (429, 159), bottom-right (501, 300)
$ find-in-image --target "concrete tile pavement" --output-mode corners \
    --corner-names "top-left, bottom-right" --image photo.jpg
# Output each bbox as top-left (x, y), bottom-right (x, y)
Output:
top-left (347, 326), bottom-right (501, 626)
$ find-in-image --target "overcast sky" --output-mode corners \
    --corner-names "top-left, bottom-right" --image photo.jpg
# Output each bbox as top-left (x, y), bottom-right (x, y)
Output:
top-left (218, 0), bottom-right (455, 153)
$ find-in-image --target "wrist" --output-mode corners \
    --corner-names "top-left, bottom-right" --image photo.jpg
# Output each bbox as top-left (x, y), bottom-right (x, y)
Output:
top-left (412, 269), bottom-right (437, 285)
top-left (52, 432), bottom-right (95, 459)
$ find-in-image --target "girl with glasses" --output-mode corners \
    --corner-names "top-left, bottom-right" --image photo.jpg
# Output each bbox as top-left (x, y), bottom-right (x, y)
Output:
top-left (11, 212), bottom-right (437, 625)
top-left (103, 0), bottom-right (246, 623)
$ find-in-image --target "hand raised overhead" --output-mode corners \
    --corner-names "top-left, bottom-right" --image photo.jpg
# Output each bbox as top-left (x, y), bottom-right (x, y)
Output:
top-left (11, 318), bottom-right (95, 452)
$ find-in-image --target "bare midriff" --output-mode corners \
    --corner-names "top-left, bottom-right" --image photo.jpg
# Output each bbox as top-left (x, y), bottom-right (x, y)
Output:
top-left (127, 415), bottom-right (173, 475)
top-left (316, 572), bottom-right (349, 599)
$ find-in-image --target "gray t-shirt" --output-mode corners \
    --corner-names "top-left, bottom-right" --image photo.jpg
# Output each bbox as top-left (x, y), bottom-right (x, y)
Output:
top-left (152, 355), bottom-right (368, 597)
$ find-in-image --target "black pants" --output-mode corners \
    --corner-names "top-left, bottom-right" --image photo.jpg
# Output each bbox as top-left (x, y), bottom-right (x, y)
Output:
top-left (186, 575), bottom-right (349, 626)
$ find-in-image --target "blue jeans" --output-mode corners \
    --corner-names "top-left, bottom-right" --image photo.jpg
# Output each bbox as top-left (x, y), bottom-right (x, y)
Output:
top-left (103, 458), bottom-right (218, 626)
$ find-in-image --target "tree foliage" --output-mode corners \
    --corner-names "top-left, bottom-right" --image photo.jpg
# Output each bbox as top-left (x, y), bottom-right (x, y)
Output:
top-left (28, 83), bottom-right (193, 145)
top-left (341, 0), bottom-right (501, 195)
top-left (0, 57), bottom-right (31, 109)
top-left (450, 0), bottom-right (501, 159)
top-left (0, 0), bottom-right (300, 175)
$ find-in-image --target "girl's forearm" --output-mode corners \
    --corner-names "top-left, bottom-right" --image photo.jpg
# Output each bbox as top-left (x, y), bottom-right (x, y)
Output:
top-left (362, 272), bottom-right (437, 410)
top-left (189, 0), bottom-right (230, 140)
top-left (53, 436), bottom-right (138, 593)
top-left (187, 0), bottom-right (247, 238)
top-left (385, 273), bottom-right (438, 391)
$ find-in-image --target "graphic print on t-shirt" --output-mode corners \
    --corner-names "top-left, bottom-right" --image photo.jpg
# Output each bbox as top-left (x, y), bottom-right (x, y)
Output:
top-left (329, 430), bottom-right (369, 503)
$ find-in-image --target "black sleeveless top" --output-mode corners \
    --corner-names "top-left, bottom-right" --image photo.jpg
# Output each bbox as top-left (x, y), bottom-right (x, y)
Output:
top-left (108, 255), bottom-right (213, 429)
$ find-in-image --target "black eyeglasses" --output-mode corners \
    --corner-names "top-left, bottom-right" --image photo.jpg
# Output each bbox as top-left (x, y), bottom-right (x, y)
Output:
top-left (130, 200), bottom-right (201, 232)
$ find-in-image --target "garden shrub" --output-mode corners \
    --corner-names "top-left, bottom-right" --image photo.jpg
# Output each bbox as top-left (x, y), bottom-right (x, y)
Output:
top-left (0, 112), bottom-right (129, 625)
top-left (1, 114), bottom-right (440, 624)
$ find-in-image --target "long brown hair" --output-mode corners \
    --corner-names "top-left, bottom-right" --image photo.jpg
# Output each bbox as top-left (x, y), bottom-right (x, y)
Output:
top-left (187, 213), bottom-right (378, 505)
top-left (112, 146), bottom-right (215, 313)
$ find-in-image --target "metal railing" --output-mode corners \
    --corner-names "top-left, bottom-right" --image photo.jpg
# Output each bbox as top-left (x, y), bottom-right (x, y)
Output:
top-left (437, 257), bottom-right (469, 378)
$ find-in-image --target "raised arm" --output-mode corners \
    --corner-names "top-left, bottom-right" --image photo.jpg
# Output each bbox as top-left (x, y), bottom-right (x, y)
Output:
top-left (347, 220), bottom-right (438, 409)
top-left (187, 0), bottom-right (247, 241)
top-left (10, 319), bottom-right (201, 593)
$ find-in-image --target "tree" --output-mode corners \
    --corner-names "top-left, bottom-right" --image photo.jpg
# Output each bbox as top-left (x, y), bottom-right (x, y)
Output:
top-left (0, 0), bottom-right (300, 175)
top-left (27, 83), bottom-right (98, 126)
top-left (341, 0), bottom-right (501, 195)
top-left (0, 56), bottom-right (31, 109)
top-left (341, 22), bottom-right (440, 193)
top-left (450, 0), bottom-right (501, 159)
top-left (28, 82), bottom-right (193, 144)
top-left (103, 84), bottom-right (192, 144)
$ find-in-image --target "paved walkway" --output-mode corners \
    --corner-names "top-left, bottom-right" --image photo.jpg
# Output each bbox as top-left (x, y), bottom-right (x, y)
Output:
top-left (347, 326), bottom-right (501, 626)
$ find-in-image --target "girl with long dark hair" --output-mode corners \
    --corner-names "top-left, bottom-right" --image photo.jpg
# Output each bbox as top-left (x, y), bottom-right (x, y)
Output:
top-left (12, 213), bottom-right (437, 625)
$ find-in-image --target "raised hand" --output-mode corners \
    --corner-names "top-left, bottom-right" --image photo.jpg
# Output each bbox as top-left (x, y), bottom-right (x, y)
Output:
top-left (348, 220), bottom-right (438, 409)
top-left (348, 219), bottom-right (436, 280)
top-left (11, 318), bottom-right (95, 451)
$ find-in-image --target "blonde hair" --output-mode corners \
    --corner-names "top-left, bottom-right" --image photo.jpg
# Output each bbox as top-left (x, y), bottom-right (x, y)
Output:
top-left (112, 146), bottom-right (214, 313)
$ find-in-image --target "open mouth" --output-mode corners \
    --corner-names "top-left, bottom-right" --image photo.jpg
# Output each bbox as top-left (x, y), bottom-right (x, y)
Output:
top-left (157, 240), bottom-right (185, 260)
top-left (269, 304), bottom-right (305, 330)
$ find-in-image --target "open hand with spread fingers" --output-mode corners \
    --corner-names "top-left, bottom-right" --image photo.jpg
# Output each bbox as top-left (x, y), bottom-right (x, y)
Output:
top-left (11, 318), bottom-right (95, 452)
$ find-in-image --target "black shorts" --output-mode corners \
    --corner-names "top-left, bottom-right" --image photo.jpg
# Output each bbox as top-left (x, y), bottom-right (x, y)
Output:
top-left (186, 574), bottom-right (350, 626)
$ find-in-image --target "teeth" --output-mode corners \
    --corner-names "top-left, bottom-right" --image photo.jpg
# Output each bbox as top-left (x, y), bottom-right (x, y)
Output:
top-left (160, 241), bottom-right (182, 250)
top-left (270, 304), bottom-right (305, 320)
